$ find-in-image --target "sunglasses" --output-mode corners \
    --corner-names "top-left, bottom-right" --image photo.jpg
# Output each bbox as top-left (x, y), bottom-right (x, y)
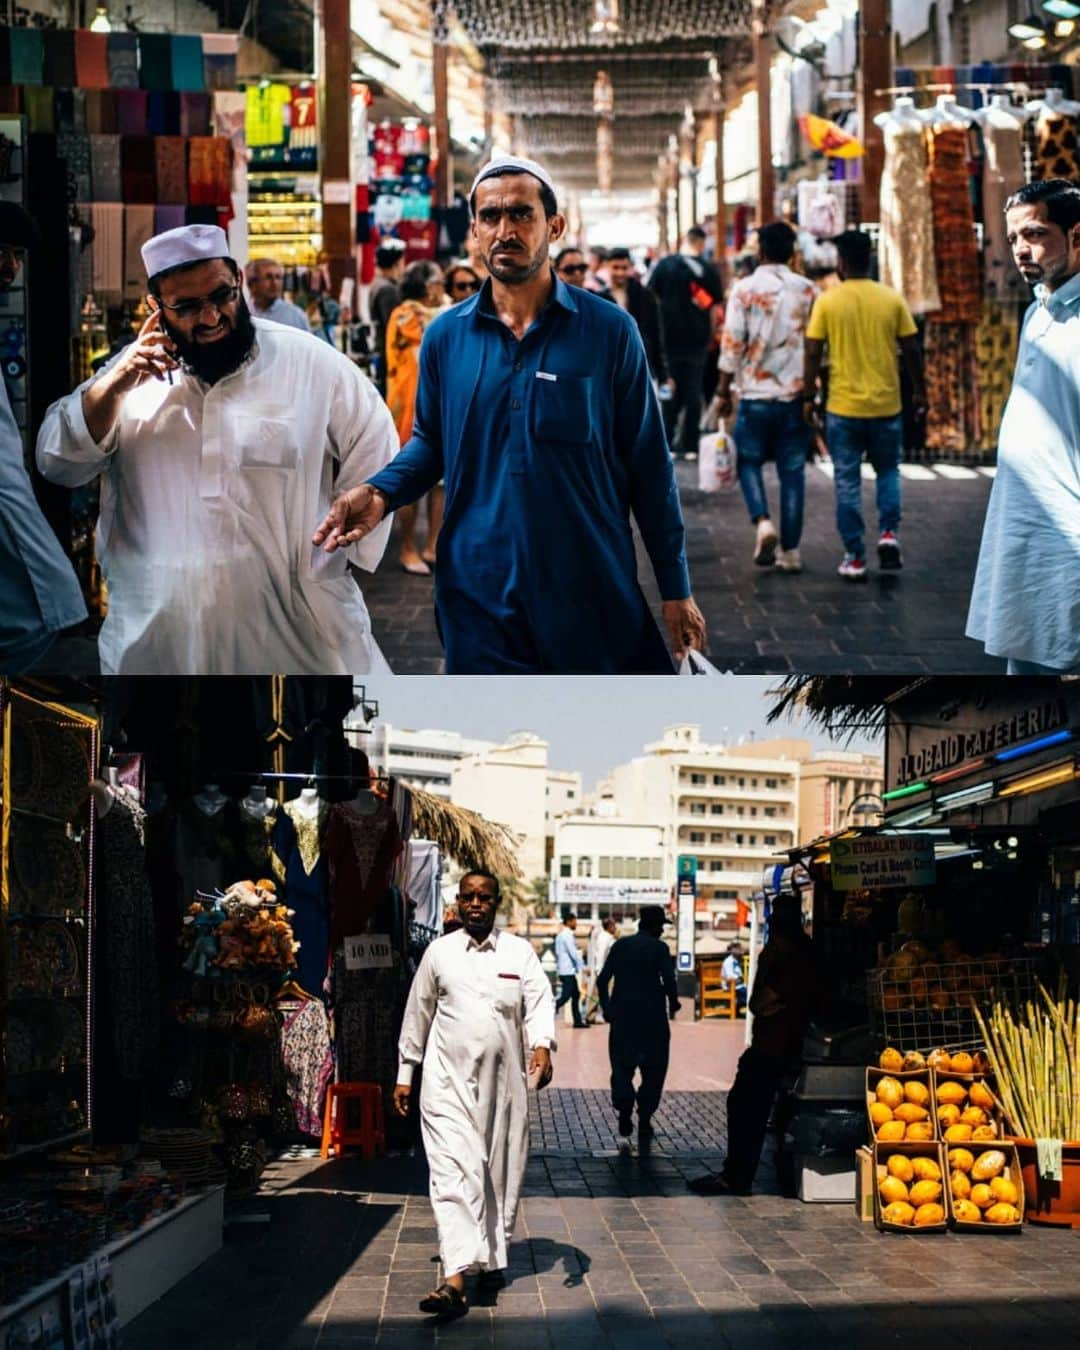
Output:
top-left (452, 279), bottom-right (480, 292)
top-left (559, 263), bottom-right (588, 275)
top-left (156, 283), bottom-right (241, 321)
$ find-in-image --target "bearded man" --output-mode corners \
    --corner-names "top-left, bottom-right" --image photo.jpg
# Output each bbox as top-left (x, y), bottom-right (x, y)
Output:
top-left (314, 156), bottom-right (707, 674)
top-left (36, 224), bottom-right (397, 674)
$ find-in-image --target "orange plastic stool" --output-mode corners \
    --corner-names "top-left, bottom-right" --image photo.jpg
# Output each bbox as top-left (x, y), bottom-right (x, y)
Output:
top-left (320, 1083), bottom-right (386, 1160)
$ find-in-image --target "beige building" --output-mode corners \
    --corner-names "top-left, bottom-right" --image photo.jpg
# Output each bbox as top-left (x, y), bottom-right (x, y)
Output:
top-left (551, 817), bottom-right (667, 919)
top-left (606, 725), bottom-right (801, 927)
top-left (451, 732), bottom-right (581, 883)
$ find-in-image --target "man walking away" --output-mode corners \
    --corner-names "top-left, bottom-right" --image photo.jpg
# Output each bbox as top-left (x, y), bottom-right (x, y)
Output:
top-left (598, 906), bottom-right (679, 1150)
top-left (690, 896), bottom-right (820, 1195)
top-left (606, 249), bottom-right (673, 396)
top-left (245, 258), bottom-right (311, 331)
top-left (967, 178), bottom-right (1080, 673)
top-left (648, 227), bottom-right (724, 460)
top-left (803, 230), bottom-right (926, 582)
top-left (369, 240), bottom-right (407, 392)
top-left (554, 913), bottom-right (587, 1029)
top-left (394, 871), bottom-right (554, 1318)
top-left (715, 221), bottom-right (816, 573)
top-left (584, 916), bottom-right (618, 1023)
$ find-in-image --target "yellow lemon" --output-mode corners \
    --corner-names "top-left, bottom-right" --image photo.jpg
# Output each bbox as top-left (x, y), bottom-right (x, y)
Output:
top-left (878, 1175), bottom-right (910, 1205)
top-left (970, 1183), bottom-right (995, 1209)
top-left (912, 1157), bottom-right (941, 1181)
top-left (913, 1202), bottom-right (945, 1227)
top-left (971, 1150), bottom-right (1006, 1181)
top-left (881, 1201), bottom-right (916, 1226)
top-left (886, 1154), bottom-right (915, 1182)
top-left (909, 1179), bottom-right (943, 1206)
top-left (989, 1176), bottom-right (1019, 1205)
top-left (948, 1147), bottom-right (975, 1173)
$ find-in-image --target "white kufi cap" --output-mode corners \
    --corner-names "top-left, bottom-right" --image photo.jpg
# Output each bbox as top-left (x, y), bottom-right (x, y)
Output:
top-left (469, 155), bottom-right (557, 207)
top-left (141, 223), bottom-right (231, 279)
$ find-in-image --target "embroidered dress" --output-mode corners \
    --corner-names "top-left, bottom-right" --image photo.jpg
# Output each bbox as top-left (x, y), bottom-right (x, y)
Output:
top-left (879, 122), bottom-right (941, 316)
top-left (272, 800), bottom-right (330, 997)
top-left (280, 998), bottom-right (333, 1136)
top-left (326, 797), bottom-right (402, 949)
top-left (927, 125), bottom-right (981, 325)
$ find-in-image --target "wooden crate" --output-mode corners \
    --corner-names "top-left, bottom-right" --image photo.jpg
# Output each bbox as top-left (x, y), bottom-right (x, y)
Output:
top-left (944, 1142), bottom-right (1025, 1234)
top-left (872, 1141), bottom-right (949, 1234)
top-left (866, 1067), bottom-right (938, 1146)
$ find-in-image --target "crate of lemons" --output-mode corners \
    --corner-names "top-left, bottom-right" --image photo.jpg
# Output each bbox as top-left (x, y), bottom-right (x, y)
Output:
top-left (869, 1046), bottom-right (1005, 1146)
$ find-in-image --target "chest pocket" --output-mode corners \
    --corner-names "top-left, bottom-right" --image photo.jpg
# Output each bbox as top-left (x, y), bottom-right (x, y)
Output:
top-left (236, 412), bottom-right (300, 470)
top-left (532, 375), bottom-right (594, 446)
top-left (494, 975), bottom-right (521, 1014)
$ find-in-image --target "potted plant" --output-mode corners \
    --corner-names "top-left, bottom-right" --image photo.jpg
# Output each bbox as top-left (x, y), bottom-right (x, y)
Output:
top-left (974, 984), bottom-right (1080, 1227)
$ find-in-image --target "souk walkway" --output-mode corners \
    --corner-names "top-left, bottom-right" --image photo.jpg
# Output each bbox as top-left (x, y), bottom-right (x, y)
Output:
top-left (122, 1019), bottom-right (1080, 1350)
top-left (363, 461), bottom-right (1005, 675)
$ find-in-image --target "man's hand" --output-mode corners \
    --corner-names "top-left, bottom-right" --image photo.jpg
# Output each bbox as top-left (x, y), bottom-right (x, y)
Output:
top-left (802, 399), bottom-right (820, 429)
top-left (393, 1082), bottom-right (412, 1117)
top-left (529, 1046), bottom-right (553, 1090)
top-left (663, 597), bottom-right (708, 662)
top-left (661, 378), bottom-right (676, 397)
top-left (312, 484), bottom-right (388, 553)
top-left (113, 308), bottom-right (180, 388)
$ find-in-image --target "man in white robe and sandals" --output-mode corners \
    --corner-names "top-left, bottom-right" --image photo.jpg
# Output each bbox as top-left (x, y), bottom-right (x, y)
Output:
top-left (394, 870), bottom-right (555, 1319)
top-left (36, 223), bottom-right (398, 675)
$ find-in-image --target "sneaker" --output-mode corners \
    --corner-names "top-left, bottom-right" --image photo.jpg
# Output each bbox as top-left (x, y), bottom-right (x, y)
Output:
top-left (775, 547), bottom-right (802, 573)
top-left (617, 1110), bottom-right (633, 1138)
top-left (877, 530), bottom-right (903, 570)
top-left (837, 554), bottom-right (868, 582)
top-left (753, 519), bottom-right (778, 567)
top-left (638, 1118), bottom-right (654, 1150)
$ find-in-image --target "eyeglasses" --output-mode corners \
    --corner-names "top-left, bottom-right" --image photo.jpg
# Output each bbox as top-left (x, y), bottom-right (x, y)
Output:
top-left (452, 279), bottom-right (480, 292)
top-left (156, 283), bottom-right (241, 321)
top-left (559, 263), bottom-right (588, 275)
top-left (459, 892), bottom-right (497, 903)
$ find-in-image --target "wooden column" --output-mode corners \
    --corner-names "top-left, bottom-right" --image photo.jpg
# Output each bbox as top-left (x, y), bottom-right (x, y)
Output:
top-left (753, 11), bottom-right (774, 226)
top-left (320, 0), bottom-right (353, 292)
top-left (714, 108), bottom-right (727, 286)
top-left (859, 0), bottom-right (893, 222)
top-left (433, 35), bottom-right (452, 208)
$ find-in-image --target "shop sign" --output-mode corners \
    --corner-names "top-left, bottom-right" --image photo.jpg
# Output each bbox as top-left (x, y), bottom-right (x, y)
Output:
top-left (888, 690), bottom-right (1072, 789)
top-left (676, 854), bottom-right (696, 971)
top-left (344, 933), bottom-right (393, 969)
top-left (831, 834), bottom-right (936, 891)
top-left (555, 879), bottom-right (667, 904)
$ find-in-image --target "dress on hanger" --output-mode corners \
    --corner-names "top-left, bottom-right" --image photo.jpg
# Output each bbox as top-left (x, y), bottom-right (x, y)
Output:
top-left (879, 120), bottom-right (941, 316)
top-left (175, 797), bottom-right (235, 903)
top-left (231, 798), bottom-right (280, 883)
top-left (1034, 108), bottom-right (1080, 180)
top-left (326, 796), bottom-right (403, 948)
top-left (271, 799), bottom-right (331, 998)
top-left (975, 298), bottom-right (1020, 451)
top-left (981, 116), bottom-right (1026, 298)
top-left (927, 123), bottom-right (981, 325)
top-left (279, 998), bottom-right (334, 1136)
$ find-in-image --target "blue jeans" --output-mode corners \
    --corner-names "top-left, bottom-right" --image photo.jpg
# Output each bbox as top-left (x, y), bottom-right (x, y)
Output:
top-left (826, 412), bottom-right (902, 559)
top-left (734, 399), bottom-right (809, 550)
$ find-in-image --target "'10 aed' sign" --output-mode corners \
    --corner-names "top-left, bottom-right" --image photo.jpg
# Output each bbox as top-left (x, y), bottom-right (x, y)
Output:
top-left (344, 934), bottom-right (393, 970)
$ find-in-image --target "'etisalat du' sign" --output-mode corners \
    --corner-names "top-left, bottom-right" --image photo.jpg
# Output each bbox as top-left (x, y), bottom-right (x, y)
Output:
top-left (831, 834), bottom-right (936, 891)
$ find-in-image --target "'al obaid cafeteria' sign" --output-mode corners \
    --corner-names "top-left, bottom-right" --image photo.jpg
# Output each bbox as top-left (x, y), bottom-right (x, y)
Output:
top-left (831, 834), bottom-right (936, 891)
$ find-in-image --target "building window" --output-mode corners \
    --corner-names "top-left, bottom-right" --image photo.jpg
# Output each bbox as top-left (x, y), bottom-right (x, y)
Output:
top-left (712, 774), bottom-right (725, 786)
top-left (560, 856), bottom-right (571, 877)
top-left (738, 777), bottom-right (745, 788)
top-left (568, 790), bottom-right (576, 799)
top-left (711, 832), bottom-right (723, 843)
top-left (710, 804), bottom-right (724, 815)
top-left (735, 833), bottom-right (744, 845)
top-left (599, 856), bottom-right (611, 878)
top-left (750, 807), bottom-right (758, 816)
top-left (764, 807), bottom-right (776, 817)
top-left (625, 858), bottom-right (638, 878)
top-left (690, 803), bottom-right (707, 816)
top-left (690, 832), bottom-right (706, 844)
top-left (690, 772), bottom-right (706, 784)
top-left (709, 860), bottom-right (724, 872)
top-left (749, 835), bottom-right (757, 846)
top-left (577, 857), bottom-right (592, 877)
top-left (764, 834), bottom-right (777, 846)
top-left (652, 858), bottom-right (663, 879)
top-left (613, 856), bottom-right (625, 878)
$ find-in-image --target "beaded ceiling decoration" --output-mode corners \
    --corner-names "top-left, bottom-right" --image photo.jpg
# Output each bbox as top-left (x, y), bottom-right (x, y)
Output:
top-left (490, 55), bottom-right (718, 116)
top-left (516, 114), bottom-right (683, 159)
top-left (444, 0), bottom-right (753, 51)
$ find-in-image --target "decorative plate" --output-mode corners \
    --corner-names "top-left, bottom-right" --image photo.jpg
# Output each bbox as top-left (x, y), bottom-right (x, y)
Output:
top-left (10, 822), bottom-right (86, 916)
top-left (37, 922), bottom-right (80, 991)
top-left (27, 719), bottom-right (90, 820)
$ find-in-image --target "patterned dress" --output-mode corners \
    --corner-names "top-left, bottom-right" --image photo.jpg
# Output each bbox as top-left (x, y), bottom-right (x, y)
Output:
top-left (272, 800), bottom-right (331, 998)
top-left (879, 120), bottom-right (941, 316)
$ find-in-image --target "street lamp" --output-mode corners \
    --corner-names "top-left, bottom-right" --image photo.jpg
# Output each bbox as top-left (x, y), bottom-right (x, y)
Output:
top-left (846, 792), bottom-right (885, 824)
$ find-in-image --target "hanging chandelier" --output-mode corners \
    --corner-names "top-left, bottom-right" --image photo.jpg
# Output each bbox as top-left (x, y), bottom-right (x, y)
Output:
top-left (590, 0), bottom-right (621, 36)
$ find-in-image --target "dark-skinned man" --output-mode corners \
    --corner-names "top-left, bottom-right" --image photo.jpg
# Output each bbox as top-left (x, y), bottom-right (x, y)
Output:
top-left (314, 155), bottom-right (708, 674)
top-left (394, 871), bottom-right (555, 1319)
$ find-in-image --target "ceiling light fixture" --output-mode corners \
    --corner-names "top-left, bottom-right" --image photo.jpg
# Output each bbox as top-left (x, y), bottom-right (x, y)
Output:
top-left (90, 4), bottom-right (112, 31)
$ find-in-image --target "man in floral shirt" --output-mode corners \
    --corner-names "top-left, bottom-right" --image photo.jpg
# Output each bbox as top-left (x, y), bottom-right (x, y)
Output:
top-left (715, 222), bottom-right (817, 573)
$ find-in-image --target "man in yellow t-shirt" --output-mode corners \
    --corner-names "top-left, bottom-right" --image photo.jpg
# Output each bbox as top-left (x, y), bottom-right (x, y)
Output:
top-left (803, 230), bottom-right (926, 582)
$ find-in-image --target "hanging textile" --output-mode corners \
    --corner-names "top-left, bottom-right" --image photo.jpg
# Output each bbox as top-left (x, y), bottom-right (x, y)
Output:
top-left (280, 999), bottom-right (334, 1136)
top-left (245, 83), bottom-right (292, 148)
top-left (57, 132), bottom-right (92, 203)
top-left (927, 125), bottom-right (981, 324)
top-left (123, 205), bottom-right (155, 300)
top-left (9, 30), bottom-right (45, 86)
top-left (115, 90), bottom-right (149, 136)
top-left (90, 134), bottom-right (122, 201)
top-left (153, 204), bottom-right (186, 235)
top-left (975, 297), bottom-right (1020, 452)
top-left (170, 36), bottom-right (206, 92)
top-left (187, 136), bottom-right (232, 205)
top-left (85, 90), bottom-right (118, 135)
top-left (1034, 108), bottom-right (1080, 180)
top-left (43, 30), bottom-right (76, 89)
top-left (138, 34), bottom-right (173, 92)
top-left (106, 33), bottom-right (140, 90)
top-left (121, 135), bottom-right (156, 203)
top-left (272, 801), bottom-right (331, 999)
top-left (23, 88), bottom-right (56, 135)
top-left (179, 93), bottom-right (212, 137)
top-left (924, 322), bottom-right (980, 454)
top-left (879, 122), bottom-right (940, 316)
top-left (154, 136), bottom-right (189, 204)
top-left (326, 797), bottom-right (403, 949)
top-left (97, 787), bottom-right (159, 1081)
top-left (90, 203), bottom-right (124, 296)
top-left (404, 840), bottom-right (441, 935)
top-left (203, 34), bottom-right (239, 92)
top-left (74, 31), bottom-right (110, 90)
top-left (174, 799), bottom-right (236, 909)
top-left (330, 949), bottom-right (407, 1089)
top-left (982, 116), bottom-right (1026, 299)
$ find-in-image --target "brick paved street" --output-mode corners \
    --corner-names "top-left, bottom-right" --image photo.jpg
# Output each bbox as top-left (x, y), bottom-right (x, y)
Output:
top-left (362, 461), bottom-right (1004, 674)
top-left (123, 1019), bottom-right (1080, 1349)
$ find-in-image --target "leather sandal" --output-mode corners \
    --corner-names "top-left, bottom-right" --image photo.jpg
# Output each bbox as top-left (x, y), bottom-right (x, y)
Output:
top-left (419, 1282), bottom-right (468, 1317)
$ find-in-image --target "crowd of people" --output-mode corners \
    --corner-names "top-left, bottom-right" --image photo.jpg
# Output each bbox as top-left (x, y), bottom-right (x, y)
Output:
top-left (3, 157), bottom-right (1080, 675)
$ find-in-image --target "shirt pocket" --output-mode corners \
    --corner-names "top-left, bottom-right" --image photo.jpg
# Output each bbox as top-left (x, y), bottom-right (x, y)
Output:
top-left (235, 411), bottom-right (300, 471)
top-left (531, 375), bottom-right (594, 446)
top-left (494, 974), bottom-right (521, 1014)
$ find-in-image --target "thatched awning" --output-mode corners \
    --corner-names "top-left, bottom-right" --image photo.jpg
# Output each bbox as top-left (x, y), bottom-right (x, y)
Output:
top-left (407, 785), bottom-right (524, 882)
top-left (766, 677), bottom-right (929, 742)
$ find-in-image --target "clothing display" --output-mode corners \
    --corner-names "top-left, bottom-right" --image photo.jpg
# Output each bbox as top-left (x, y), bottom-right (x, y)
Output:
top-left (327, 796), bottom-right (402, 948)
top-left (926, 124), bottom-right (981, 325)
top-left (1033, 108), bottom-right (1080, 181)
top-left (879, 121), bottom-right (941, 316)
top-left (279, 997), bottom-right (334, 1136)
top-left (272, 798), bottom-right (331, 998)
top-left (924, 322), bottom-right (980, 455)
top-left (331, 950), bottom-right (408, 1090)
top-left (981, 113), bottom-right (1026, 299)
top-left (975, 298), bottom-right (1020, 452)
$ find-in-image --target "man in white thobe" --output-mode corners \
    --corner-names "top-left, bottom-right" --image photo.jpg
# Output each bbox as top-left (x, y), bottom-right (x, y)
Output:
top-left (394, 871), bottom-right (555, 1318)
top-left (584, 917), bottom-right (617, 1024)
top-left (35, 223), bottom-right (398, 674)
top-left (967, 178), bottom-right (1080, 673)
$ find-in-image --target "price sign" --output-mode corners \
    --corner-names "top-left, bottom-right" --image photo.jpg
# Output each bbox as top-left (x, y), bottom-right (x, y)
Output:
top-left (344, 933), bottom-right (393, 970)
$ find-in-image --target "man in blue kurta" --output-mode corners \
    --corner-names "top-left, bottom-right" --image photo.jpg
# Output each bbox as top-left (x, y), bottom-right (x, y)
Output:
top-left (314, 156), bottom-right (707, 674)
top-left (966, 178), bottom-right (1080, 674)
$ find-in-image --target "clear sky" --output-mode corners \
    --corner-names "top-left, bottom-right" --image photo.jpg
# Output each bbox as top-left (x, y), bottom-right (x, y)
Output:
top-left (357, 676), bottom-right (882, 793)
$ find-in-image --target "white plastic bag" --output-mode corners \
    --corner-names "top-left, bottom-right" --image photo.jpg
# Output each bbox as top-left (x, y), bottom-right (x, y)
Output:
top-left (678, 650), bottom-right (723, 676)
top-left (697, 422), bottom-right (737, 493)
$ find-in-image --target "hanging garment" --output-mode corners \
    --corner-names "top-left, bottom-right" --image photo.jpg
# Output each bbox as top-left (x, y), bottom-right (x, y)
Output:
top-left (924, 321), bottom-right (980, 455)
top-left (120, 135), bottom-right (156, 203)
top-left (271, 801), bottom-right (331, 997)
top-left (332, 950), bottom-right (408, 1089)
top-left (982, 115), bottom-right (1026, 299)
top-left (1034, 108), bottom-right (1080, 180)
top-left (106, 33), bottom-right (140, 89)
top-left (97, 786), bottom-right (159, 1080)
top-left (203, 34), bottom-right (239, 92)
top-left (327, 797), bottom-right (403, 948)
top-left (174, 800), bottom-right (235, 908)
top-left (879, 122), bottom-right (941, 316)
top-left (170, 36), bottom-right (205, 92)
top-left (404, 840), bottom-right (441, 935)
top-left (89, 203), bottom-right (124, 297)
top-left (180, 93), bottom-right (212, 137)
top-left (115, 90), bottom-right (149, 136)
top-left (43, 30), bottom-right (76, 89)
top-left (397, 929), bottom-right (556, 1275)
top-left (245, 83), bottom-right (292, 147)
top-left (23, 88), bottom-right (55, 135)
top-left (927, 124), bottom-right (981, 324)
top-left (57, 133), bottom-right (92, 204)
top-left (9, 30), bottom-right (45, 86)
top-left (75, 31), bottom-right (110, 90)
top-left (138, 34), bottom-right (173, 92)
top-left (187, 136), bottom-right (231, 206)
top-left (280, 998), bottom-right (333, 1136)
top-left (36, 325), bottom-right (397, 676)
top-left (85, 91), bottom-right (118, 135)
top-left (230, 799), bottom-right (279, 882)
top-left (975, 297), bottom-right (1021, 452)
top-left (154, 136), bottom-right (188, 204)
top-left (123, 205), bottom-right (155, 301)
top-left (90, 135), bottom-right (122, 201)
top-left (153, 204), bottom-right (186, 235)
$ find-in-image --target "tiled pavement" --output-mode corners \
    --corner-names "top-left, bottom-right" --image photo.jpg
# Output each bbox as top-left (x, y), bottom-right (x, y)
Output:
top-left (360, 461), bottom-right (1004, 675)
top-left (123, 1085), bottom-right (1080, 1350)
